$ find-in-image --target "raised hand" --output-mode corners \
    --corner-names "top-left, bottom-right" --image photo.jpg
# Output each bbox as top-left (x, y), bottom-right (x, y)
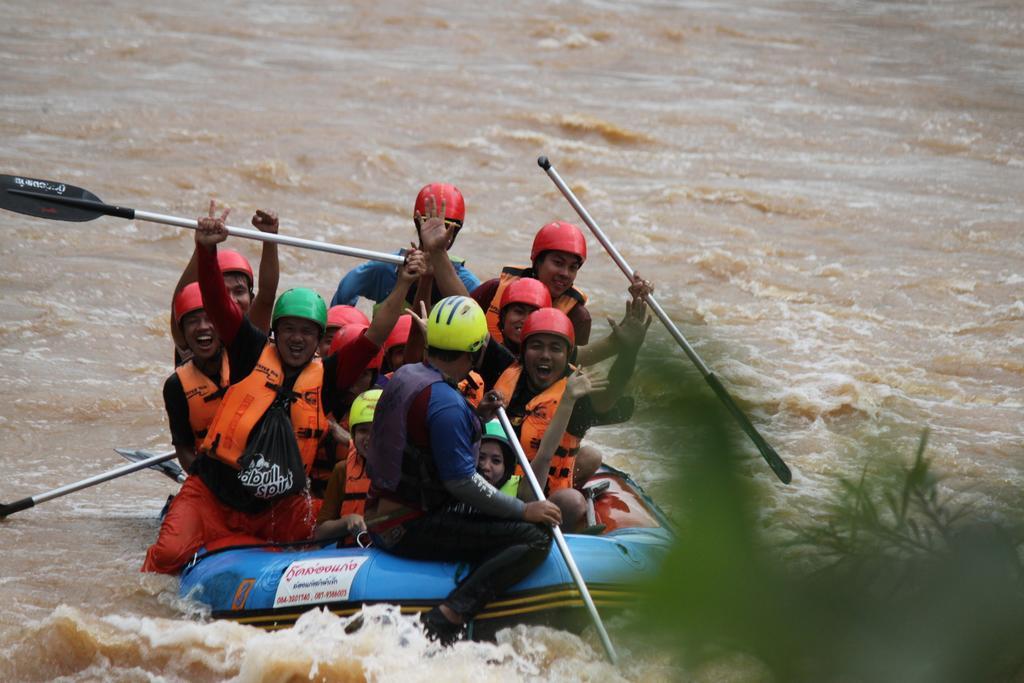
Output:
top-left (524, 500), bottom-right (562, 526)
top-left (476, 390), bottom-right (506, 422)
top-left (251, 209), bottom-right (278, 234)
top-left (340, 513), bottom-right (367, 534)
top-left (628, 270), bottom-right (654, 300)
top-left (409, 241), bottom-right (436, 277)
top-left (404, 300), bottom-right (429, 338)
top-left (399, 248), bottom-right (428, 284)
top-left (608, 296), bottom-right (653, 351)
top-left (196, 200), bottom-right (230, 248)
top-left (565, 366), bottom-right (609, 401)
top-left (415, 195), bottom-right (457, 253)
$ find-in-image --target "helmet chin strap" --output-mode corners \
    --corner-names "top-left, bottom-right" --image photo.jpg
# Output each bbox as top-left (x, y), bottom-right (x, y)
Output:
top-left (470, 344), bottom-right (487, 370)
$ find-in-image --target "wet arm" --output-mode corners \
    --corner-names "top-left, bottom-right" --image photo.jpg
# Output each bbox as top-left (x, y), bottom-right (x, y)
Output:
top-left (174, 445), bottom-right (197, 473)
top-left (576, 333), bottom-right (618, 366)
top-left (197, 245), bottom-right (243, 347)
top-left (517, 395), bottom-right (577, 501)
top-left (314, 460), bottom-right (367, 539)
top-left (431, 395), bottom-right (526, 518)
top-left (249, 241), bottom-right (279, 332)
top-left (365, 256), bottom-right (420, 347)
top-left (445, 474), bottom-right (526, 518)
top-left (590, 343), bottom-right (639, 413)
top-left (403, 274), bottom-right (432, 365)
top-left (163, 375), bottom-right (197, 471)
top-left (429, 250), bottom-right (470, 298)
top-left (456, 263), bottom-right (481, 293)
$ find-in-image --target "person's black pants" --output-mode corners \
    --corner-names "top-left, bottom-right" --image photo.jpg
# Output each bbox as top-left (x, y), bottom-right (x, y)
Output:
top-left (377, 510), bottom-right (552, 619)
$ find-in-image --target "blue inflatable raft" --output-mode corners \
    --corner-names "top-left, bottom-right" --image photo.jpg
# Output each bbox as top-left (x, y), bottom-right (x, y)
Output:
top-left (179, 466), bottom-right (673, 636)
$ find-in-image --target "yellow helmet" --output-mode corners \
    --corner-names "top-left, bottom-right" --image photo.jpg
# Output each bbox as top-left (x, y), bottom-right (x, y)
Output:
top-left (349, 388), bottom-right (382, 429)
top-left (427, 296), bottom-right (488, 352)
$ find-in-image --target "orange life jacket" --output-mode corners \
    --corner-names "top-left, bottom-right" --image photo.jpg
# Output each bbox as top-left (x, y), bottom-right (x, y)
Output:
top-left (485, 266), bottom-right (587, 344)
top-left (175, 352), bottom-right (230, 444)
top-left (493, 364), bottom-right (580, 492)
top-left (384, 369), bottom-right (483, 407)
top-left (311, 416), bottom-right (349, 498)
top-left (341, 443), bottom-right (371, 516)
top-left (201, 344), bottom-right (326, 473)
top-left (458, 370), bottom-right (485, 407)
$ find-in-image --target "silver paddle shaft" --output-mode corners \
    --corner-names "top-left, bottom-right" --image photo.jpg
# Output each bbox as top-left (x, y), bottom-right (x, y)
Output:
top-left (538, 166), bottom-right (711, 376)
top-left (497, 408), bottom-right (619, 665)
top-left (134, 210), bottom-right (405, 266)
top-left (538, 157), bottom-right (792, 484)
top-left (33, 450), bottom-right (177, 504)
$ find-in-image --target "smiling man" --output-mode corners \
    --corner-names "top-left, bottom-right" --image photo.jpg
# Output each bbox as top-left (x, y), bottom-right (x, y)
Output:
top-left (365, 296), bottom-right (561, 645)
top-left (494, 305), bottom-right (649, 529)
top-left (162, 282), bottom-right (229, 473)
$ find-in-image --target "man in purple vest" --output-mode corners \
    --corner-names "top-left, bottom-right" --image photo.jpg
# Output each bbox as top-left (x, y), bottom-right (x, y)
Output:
top-left (366, 295), bottom-right (561, 645)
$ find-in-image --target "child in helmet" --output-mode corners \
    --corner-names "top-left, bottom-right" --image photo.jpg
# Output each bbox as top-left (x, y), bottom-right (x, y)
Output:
top-left (477, 419), bottom-right (521, 496)
top-left (170, 201), bottom-right (281, 363)
top-left (314, 389), bottom-right (380, 541)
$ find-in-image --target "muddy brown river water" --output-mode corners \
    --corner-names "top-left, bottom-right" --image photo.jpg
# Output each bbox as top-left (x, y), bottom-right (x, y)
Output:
top-left (1, 1), bottom-right (1021, 680)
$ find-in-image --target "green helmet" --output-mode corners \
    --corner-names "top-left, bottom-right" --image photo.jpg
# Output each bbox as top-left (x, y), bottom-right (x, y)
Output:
top-left (427, 296), bottom-right (488, 352)
top-left (272, 288), bottom-right (327, 332)
top-left (480, 419), bottom-right (516, 474)
top-left (481, 419), bottom-right (511, 446)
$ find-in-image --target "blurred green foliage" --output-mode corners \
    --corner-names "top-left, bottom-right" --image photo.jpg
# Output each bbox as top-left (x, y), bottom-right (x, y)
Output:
top-left (634, 365), bottom-right (1024, 682)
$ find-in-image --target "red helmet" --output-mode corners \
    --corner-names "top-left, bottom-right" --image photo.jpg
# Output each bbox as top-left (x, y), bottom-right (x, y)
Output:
top-left (414, 183), bottom-right (465, 223)
top-left (530, 221), bottom-right (587, 264)
top-left (499, 277), bottom-right (552, 312)
top-left (384, 315), bottom-right (413, 355)
top-left (329, 324), bottom-right (384, 370)
top-left (217, 249), bottom-right (254, 286)
top-left (521, 307), bottom-right (575, 349)
top-left (326, 305), bottom-right (369, 330)
top-left (173, 282), bottom-right (205, 325)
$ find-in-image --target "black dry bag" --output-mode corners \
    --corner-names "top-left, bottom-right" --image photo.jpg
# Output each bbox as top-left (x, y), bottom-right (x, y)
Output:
top-left (237, 393), bottom-right (307, 499)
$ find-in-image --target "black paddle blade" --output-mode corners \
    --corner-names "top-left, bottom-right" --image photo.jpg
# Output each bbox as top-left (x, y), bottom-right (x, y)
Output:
top-left (114, 448), bottom-right (186, 484)
top-left (0, 496), bottom-right (35, 518)
top-left (0, 174), bottom-right (106, 222)
top-left (706, 372), bottom-right (793, 484)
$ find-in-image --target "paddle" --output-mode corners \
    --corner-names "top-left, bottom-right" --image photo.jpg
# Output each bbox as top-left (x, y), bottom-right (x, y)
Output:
top-left (114, 448), bottom-right (187, 484)
top-left (537, 156), bottom-right (792, 485)
top-left (0, 450), bottom-right (177, 518)
top-left (0, 174), bottom-right (404, 265)
top-left (497, 407), bottom-right (619, 664)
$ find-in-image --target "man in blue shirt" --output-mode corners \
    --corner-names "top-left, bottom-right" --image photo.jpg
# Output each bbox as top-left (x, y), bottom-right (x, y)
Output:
top-left (330, 183), bottom-right (481, 307)
top-left (366, 294), bottom-right (561, 646)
